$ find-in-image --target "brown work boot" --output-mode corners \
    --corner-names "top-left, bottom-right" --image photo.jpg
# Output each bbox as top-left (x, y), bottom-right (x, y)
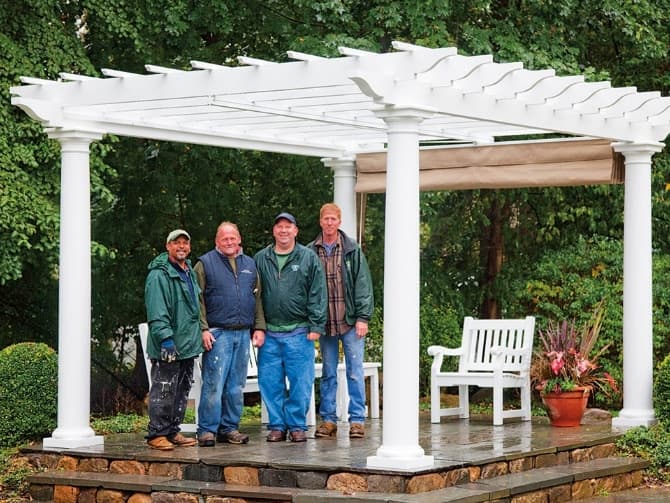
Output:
top-left (168, 433), bottom-right (197, 447)
top-left (314, 421), bottom-right (338, 438)
top-left (147, 436), bottom-right (174, 450)
top-left (217, 430), bottom-right (249, 444)
top-left (288, 430), bottom-right (307, 442)
top-left (349, 422), bottom-right (365, 438)
top-left (266, 429), bottom-right (287, 442)
top-left (198, 432), bottom-right (215, 447)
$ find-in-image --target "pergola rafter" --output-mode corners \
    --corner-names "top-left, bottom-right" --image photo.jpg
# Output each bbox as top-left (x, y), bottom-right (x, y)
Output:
top-left (10, 42), bottom-right (669, 470)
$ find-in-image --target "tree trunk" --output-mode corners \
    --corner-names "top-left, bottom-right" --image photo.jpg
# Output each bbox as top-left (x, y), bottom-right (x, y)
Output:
top-left (480, 196), bottom-right (505, 319)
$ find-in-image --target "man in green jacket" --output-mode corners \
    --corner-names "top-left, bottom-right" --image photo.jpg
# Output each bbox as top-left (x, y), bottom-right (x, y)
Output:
top-left (254, 212), bottom-right (327, 442)
top-left (144, 229), bottom-right (202, 450)
top-left (307, 203), bottom-right (374, 439)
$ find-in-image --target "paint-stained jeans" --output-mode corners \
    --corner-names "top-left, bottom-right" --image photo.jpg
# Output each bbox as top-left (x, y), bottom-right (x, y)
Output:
top-left (318, 326), bottom-right (366, 423)
top-left (197, 328), bottom-right (250, 436)
top-left (147, 357), bottom-right (194, 439)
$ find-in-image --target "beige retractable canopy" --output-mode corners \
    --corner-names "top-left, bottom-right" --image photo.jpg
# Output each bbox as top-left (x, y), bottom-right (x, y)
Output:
top-left (356, 138), bottom-right (625, 192)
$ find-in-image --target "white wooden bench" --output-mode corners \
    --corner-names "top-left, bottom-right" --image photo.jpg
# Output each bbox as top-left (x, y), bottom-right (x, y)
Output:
top-left (427, 316), bottom-right (535, 426)
top-left (139, 323), bottom-right (315, 430)
top-left (313, 361), bottom-right (381, 421)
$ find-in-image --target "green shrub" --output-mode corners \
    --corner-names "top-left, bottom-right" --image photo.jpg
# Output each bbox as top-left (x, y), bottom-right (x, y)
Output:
top-left (365, 307), bottom-right (384, 365)
top-left (90, 414), bottom-right (148, 435)
top-left (366, 298), bottom-right (462, 397)
top-left (654, 354), bottom-right (670, 425)
top-left (0, 343), bottom-right (57, 447)
top-left (509, 235), bottom-right (624, 409)
top-left (0, 447), bottom-right (34, 497)
top-left (616, 424), bottom-right (670, 481)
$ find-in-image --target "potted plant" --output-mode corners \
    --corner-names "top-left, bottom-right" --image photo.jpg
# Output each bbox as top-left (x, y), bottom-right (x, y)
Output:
top-left (531, 301), bottom-right (618, 426)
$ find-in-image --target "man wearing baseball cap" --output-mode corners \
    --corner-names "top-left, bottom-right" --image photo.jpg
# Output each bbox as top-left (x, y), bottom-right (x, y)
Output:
top-left (144, 229), bottom-right (202, 450)
top-left (254, 212), bottom-right (327, 442)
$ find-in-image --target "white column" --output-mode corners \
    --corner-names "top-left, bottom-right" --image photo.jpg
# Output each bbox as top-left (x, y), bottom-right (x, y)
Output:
top-left (322, 156), bottom-right (357, 237)
top-left (612, 142), bottom-right (664, 429)
top-left (367, 108), bottom-right (433, 470)
top-left (43, 130), bottom-right (104, 449)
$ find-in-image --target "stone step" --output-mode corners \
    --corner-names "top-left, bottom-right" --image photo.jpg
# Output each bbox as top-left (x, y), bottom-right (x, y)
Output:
top-left (29, 470), bottom-right (299, 502)
top-left (295, 456), bottom-right (650, 502)
top-left (29, 456), bottom-right (649, 502)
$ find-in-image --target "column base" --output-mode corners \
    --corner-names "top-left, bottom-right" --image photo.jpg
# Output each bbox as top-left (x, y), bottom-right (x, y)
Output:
top-left (367, 444), bottom-right (434, 470)
top-left (43, 427), bottom-right (104, 449)
top-left (367, 454), bottom-right (434, 470)
top-left (612, 409), bottom-right (658, 430)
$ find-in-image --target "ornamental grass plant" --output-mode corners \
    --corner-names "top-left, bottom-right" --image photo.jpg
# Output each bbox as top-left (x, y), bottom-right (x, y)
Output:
top-left (531, 300), bottom-right (618, 397)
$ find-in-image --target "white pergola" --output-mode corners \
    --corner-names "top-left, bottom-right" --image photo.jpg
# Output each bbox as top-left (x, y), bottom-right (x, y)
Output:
top-left (11, 42), bottom-right (670, 470)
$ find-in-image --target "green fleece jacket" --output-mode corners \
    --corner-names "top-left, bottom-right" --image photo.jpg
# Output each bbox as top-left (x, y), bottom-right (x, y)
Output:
top-left (307, 229), bottom-right (374, 328)
top-left (144, 252), bottom-right (202, 360)
top-left (254, 243), bottom-right (327, 334)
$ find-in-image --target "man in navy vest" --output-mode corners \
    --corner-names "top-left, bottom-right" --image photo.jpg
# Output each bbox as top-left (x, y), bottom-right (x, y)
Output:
top-left (194, 222), bottom-right (266, 447)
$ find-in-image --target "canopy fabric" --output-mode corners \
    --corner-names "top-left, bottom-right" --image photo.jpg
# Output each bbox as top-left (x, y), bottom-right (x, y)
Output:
top-left (355, 138), bottom-right (624, 192)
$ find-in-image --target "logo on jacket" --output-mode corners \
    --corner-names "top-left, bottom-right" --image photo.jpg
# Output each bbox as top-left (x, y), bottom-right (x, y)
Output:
top-left (240, 268), bottom-right (254, 274)
top-left (291, 265), bottom-right (300, 272)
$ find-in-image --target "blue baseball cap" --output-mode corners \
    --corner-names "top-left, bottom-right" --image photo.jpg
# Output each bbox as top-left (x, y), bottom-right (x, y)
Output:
top-left (274, 212), bottom-right (297, 225)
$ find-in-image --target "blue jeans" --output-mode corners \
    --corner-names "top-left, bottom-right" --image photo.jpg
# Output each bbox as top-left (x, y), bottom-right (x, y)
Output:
top-left (197, 328), bottom-right (250, 436)
top-left (319, 326), bottom-right (366, 423)
top-left (258, 330), bottom-right (315, 432)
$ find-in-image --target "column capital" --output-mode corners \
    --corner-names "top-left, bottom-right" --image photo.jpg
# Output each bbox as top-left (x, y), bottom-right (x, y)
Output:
top-left (321, 156), bottom-right (356, 170)
top-left (612, 141), bottom-right (665, 157)
top-left (46, 128), bottom-right (103, 142)
top-left (374, 106), bottom-right (432, 126)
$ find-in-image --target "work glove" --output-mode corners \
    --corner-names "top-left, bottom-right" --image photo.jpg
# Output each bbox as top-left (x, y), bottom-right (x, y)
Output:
top-left (160, 338), bottom-right (177, 363)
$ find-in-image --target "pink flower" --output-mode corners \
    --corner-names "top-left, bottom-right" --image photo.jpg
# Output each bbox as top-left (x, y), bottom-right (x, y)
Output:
top-left (550, 353), bottom-right (565, 375)
top-left (576, 358), bottom-right (591, 375)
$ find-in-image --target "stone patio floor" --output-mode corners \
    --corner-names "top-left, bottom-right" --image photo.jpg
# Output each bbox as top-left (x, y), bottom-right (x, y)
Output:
top-left (31, 413), bottom-right (622, 474)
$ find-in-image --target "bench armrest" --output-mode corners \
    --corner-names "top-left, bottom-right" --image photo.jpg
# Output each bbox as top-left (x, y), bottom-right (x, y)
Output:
top-left (427, 345), bottom-right (463, 357)
top-left (491, 346), bottom-right (530, 372)
top-left (427, 345), bottom-right (463, 373)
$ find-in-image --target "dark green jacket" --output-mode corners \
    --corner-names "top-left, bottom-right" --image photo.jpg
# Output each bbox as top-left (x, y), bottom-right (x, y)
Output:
top-left (254, 243), bottom-right (327, 334)
top-left (307, 230), bottom-right (374, 328)
top-left (144, 252), bottom-right (202, 360)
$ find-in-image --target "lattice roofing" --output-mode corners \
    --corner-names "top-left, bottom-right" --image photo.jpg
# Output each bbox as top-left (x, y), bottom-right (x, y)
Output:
top-left (11, 41), bottom-right (670, 158)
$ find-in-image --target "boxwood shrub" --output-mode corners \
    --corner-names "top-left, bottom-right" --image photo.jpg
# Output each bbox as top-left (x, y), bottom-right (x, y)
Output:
top-left (654, 353), bottom-right (670, 425)
top-left (0, 343), bottom-right (57, 447)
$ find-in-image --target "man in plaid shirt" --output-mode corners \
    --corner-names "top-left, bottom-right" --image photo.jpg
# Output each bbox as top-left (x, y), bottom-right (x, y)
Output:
top-left (307, 203), bottom-right (374, 439)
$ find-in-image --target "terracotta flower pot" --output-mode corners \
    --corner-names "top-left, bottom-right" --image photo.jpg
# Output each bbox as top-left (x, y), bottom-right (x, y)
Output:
top-left (541, 386), bottom-right (590, 427)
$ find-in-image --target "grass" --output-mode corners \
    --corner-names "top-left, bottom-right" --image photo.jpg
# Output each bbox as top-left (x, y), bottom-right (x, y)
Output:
top-left (90, 404), bottom-right (262, 435)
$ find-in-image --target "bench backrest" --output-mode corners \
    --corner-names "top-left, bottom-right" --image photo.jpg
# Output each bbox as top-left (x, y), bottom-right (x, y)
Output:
top-left (459, 316), bottom-right (535, 373)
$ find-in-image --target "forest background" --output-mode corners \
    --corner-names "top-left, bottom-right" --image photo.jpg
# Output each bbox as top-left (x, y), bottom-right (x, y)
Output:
top-left (1, 0), bottom-right (670, 414)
